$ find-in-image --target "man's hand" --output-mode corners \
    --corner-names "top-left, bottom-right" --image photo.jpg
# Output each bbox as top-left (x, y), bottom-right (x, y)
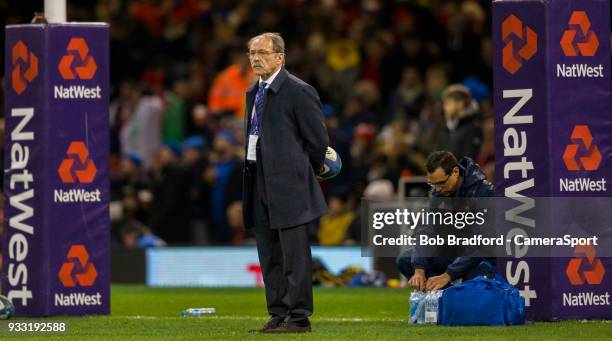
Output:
top-left (315, 165), bottom-right (325, 181)
top-left (408, 269), bottom-right (426, 291)
top-left (426, 273), bottom-right (451, 291)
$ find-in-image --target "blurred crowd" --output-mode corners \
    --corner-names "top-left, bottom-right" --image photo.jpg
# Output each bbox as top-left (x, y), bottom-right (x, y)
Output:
top-left (0, 0), bottom-right (495, 248)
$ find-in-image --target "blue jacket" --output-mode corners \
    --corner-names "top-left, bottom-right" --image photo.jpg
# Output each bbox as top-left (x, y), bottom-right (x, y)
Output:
top-left (412, 157), bottom-right (495, 280)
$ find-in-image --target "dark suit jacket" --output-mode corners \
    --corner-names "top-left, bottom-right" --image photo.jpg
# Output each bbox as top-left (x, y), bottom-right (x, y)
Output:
top-left (242, 68), bottom-right (329, 229)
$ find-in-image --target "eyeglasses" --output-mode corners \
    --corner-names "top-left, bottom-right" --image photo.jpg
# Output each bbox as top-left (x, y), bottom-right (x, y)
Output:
top-left (427, 174), bottom-right (450, 188)
top-left (246, 50), bottom-right (281, 58)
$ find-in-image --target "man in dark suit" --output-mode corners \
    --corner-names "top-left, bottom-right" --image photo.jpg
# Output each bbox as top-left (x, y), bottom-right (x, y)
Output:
top-left (242, 32), bottom-right (328, 333)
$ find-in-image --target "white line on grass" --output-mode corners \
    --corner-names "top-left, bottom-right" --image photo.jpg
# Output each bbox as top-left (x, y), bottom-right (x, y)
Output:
top-left (123, 315), bottom-right (404, 323)
top-left (120, 316), bottom-right (612, 324)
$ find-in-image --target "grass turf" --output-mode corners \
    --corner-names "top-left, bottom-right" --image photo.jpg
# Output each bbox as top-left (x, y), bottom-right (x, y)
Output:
top-left (2, 285), bottom-right (611, 340)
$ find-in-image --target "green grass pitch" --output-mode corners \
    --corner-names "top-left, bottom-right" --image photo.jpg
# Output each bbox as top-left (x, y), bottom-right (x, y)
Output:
top-left (2, 285), bottom-right (611, 340)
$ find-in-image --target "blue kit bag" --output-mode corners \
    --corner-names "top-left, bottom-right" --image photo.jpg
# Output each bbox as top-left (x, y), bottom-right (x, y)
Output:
top-left (438, 261), bottom-right (525, 326)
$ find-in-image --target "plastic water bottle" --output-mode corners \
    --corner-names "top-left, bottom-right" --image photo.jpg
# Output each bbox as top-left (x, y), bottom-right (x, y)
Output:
top-left (424, 291), bottom-right (442, 324)
top-left (180, 308), bottom-right (216, 317)
top-left (409, 291), bottom-right (425, 324)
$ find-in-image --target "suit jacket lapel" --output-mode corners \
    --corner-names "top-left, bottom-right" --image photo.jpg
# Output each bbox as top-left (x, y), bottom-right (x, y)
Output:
top-left (259, 68), bottom-right (288, 130)
top-left (268, 68), bottom-right (288, 94)
top-left (245, 82), bottom-right (258, 138)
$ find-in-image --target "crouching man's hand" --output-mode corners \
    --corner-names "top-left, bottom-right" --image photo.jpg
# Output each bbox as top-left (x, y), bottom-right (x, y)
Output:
top-left (408, 269), bottom-right (426, 291)
top-left (426, 272), bottom-right (451, 291)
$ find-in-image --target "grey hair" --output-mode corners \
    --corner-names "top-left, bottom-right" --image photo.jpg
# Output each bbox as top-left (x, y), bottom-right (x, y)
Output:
top-left (247, 32), bottom-right (285, 53)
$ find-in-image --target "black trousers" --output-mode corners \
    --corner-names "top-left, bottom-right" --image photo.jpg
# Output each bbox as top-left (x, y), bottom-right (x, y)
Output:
top-left (248, 162), bottom-right (313, 322)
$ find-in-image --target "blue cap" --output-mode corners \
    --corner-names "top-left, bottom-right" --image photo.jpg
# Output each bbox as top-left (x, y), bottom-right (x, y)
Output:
top-left (124, 152), bottom-right (143, 166)
top-left (461, 76), bottom-right (491, 102)
top-left (183, 136), bottom-right (208, 150)
top-left (321, 104), bottom-right (337, 118)
top-left (163, 141), bottom-right (183, 156)
top-left (216, 130), bottom-right (238, 145)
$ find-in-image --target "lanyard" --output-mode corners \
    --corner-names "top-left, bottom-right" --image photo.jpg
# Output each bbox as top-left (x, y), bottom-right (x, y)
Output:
top-left (250, 83), bottom-right (266, 135)
top-left (250, 108), bottom-right (260, 134)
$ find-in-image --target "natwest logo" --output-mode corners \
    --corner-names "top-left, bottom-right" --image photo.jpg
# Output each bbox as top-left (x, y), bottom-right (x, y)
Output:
top-left (562, 125), bottom-right (601, 171)
top-left (563, 245), bottom-right (609, 307)
top-left (58, 141), bottom-right (97, 183)
top-left (556, 11), bottom-right (604, 79)
top-left (55, 37), bottom-right (102, 100)
top-left (566, 244), bottom-right (605, 285)
top-left (58, 244), bottom-right (98, 287)
top-left (560, 125), bottom-right (606, 192)
top-left (58, 37), bottom-right (97, 79)
top-left (560, 11), bottom-right (599, 57)
top-left (502, 15), bottom-right (537, 75)
top-left (55, 141), bottom-right (101, 203)
top-left (11, 40), bottom-right (39, 95)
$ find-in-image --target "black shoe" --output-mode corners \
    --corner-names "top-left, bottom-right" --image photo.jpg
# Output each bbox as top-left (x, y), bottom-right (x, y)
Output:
top-left (266, 320), bottom-right (311, 333)
top-left (249, 316), bottom-right (285, 333)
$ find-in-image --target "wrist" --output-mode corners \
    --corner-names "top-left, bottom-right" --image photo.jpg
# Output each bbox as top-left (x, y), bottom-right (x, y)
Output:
top-left (415, 269), bottom-right (425, 276)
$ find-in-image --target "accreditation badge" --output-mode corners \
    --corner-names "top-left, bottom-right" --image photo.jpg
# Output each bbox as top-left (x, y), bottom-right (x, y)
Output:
top-left (247, 134), bottom-right (258, 161)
